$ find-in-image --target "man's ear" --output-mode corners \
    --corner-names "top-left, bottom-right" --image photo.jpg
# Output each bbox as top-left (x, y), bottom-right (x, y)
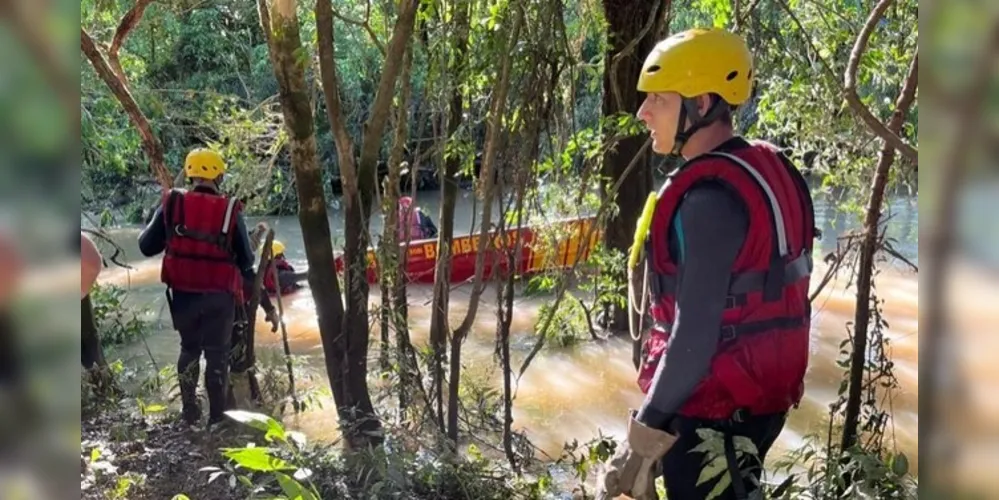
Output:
top-left (697, 94), bottom-right (714, 116)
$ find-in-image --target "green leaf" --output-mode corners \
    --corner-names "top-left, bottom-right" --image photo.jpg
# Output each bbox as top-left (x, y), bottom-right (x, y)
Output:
top-left (143, 404), bottom-right (167, 414)
top-left (170, 495), bottom-right (190, 500)
top-left (697, 455), bottom-right (728, 486)
top-left (706, 469), bottom-right (732, 500)
top-left (225, 410), bottom-right (287, 443)
top-left (222, 447), bottom-right (294, 472)
top-left (891, 453), bottom-right (909, 476)
top-left (732, 436), bottom-right (759, 458)
top-left (690, 429), bottom-right (725, 457)
top-left (275, 471), bottom-right (319, 500)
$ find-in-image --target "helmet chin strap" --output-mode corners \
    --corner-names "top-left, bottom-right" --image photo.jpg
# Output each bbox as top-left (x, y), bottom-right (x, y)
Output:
top-left (670, 97), bottom-right (731, 157)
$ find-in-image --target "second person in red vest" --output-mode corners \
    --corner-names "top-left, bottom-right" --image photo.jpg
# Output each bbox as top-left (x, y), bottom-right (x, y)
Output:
top-left (138, 148), bottom-right (260, 429)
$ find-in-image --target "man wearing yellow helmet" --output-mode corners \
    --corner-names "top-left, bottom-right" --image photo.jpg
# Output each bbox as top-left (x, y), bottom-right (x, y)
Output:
top-left (138, 148), bottom-right (261, 429)
top-left (598, 29), bottom-right (818, 500)
top-left (263, 240), bottom-right (304, 295)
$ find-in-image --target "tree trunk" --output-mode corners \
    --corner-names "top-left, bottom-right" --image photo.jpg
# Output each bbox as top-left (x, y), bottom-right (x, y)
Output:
top-left (379, 45), bottom-right (416, 408)
top-left (447, 4), bottom-right (525, 447)
top-left (840, 52), bottom-right (918, 452)
top-left (429, 0), bottom-right (471, 437)
top-left (263, 0), bottom-right (381, 449)
top-left (499, 158), bottom-right (530, 472)
top-left (341, 1), bottom-right (418, 432)
top-left (599, 0), bottom-right (665, 334)
top-left (315, 0), bottom-right (418, 446)
top-left (499, 257), bottom-right (518, 471)
top-left (80, 28), bottom-right (171, 189)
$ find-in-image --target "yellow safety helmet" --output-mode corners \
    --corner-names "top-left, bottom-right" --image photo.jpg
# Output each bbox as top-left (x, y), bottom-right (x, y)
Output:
top-left (271, 240), bottom-right (286, 257)
top-left (184, 148), bottom-right (227, 181)
top-left (637, 28), bottom-right (754, 106)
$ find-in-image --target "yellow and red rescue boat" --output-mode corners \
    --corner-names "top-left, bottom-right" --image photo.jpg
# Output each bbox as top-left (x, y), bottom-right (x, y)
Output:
top-left (334, 215), bottom-right (601, 284)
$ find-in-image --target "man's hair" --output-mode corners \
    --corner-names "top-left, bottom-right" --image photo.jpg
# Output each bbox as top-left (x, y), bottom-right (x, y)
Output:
top-left (709, 93), bottom-right (734, 126)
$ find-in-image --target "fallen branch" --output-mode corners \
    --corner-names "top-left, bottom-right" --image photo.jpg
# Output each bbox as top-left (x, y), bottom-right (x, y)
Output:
top-left (81, 228), bottom-right (132, 270)
top-left (879, 240), bottom-right (918, 272)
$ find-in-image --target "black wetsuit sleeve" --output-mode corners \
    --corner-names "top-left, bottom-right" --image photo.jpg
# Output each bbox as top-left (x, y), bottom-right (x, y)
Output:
top-left (261, 293), bottom-right (275, 314)
top-left (232, 214), bottom-right (256, 282)
top-left (637, 184), bottom-right (749, 430)
top-left (138, 205), bottom-right (166, 257)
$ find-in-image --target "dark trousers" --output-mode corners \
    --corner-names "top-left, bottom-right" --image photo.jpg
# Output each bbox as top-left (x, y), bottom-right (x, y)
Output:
top-left (0, 311), bottom-right (19, 384)
top-left (662, 411), bottom-right (787, 500)
top-left (168, 290), bottom-right (235, 424)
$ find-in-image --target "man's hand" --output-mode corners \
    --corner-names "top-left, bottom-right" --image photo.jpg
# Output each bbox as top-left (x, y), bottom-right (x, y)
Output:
top-left (596, 412), bottom-right (677, 500)
top-left (265, 309), bottom-right (280, 333)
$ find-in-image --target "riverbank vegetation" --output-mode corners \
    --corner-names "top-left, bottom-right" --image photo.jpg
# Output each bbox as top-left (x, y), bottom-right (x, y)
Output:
top-left (81, 0), bottom-right (918, 498)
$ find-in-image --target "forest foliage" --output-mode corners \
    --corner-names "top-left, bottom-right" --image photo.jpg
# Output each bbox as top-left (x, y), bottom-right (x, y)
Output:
top-left (81, 0), bottom-right (917, 222)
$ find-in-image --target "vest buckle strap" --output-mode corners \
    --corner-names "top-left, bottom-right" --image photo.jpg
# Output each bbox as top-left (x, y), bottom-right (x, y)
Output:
top-left (172, 224), bottom-right (230, 250)
top-left (763, 255), bottom-right (785, 302)
top-left (720, 315), bottom-right (808, 343)
top-left (724, 294), bottom-right (748, 309)
top-left (166, 249), bottom-right (238, 264)
top-left (726, 252), bottom-right (812, 296)
top-left (721, 325), bottom-right (739, 343)
top-left (651, 252), bottom-right (812, 301)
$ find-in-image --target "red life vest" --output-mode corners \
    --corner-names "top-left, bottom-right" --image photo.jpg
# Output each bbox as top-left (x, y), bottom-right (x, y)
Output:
top-left (637, 140), bottom-right (817, 420)
top-left (264, 257), bottom-right (296, 295)
top-left (160, 188), bottom-right (244, 298)
top-left (397, 197), bottom-right (426, 241)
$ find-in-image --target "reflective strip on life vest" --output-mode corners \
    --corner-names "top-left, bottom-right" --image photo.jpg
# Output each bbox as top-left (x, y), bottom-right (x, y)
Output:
top-left (704, 151), bottom-right (789, 258)
top-left (221, 196), bottom-right (238, 236)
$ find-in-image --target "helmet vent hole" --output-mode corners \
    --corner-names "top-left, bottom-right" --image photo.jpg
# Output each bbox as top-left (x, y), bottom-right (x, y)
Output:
top-left (726, 71), bottom-right (739, 81)
top-left (747, 69), bottom-right (752, 80)
top-left (647, 65), bottom-right (661, 73)
top-left (202, 166), bottom-right (208, 171)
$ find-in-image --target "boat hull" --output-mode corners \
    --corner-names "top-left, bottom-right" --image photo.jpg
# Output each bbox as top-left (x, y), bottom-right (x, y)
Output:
top-left (334, 216), bottom-right (601, 284)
